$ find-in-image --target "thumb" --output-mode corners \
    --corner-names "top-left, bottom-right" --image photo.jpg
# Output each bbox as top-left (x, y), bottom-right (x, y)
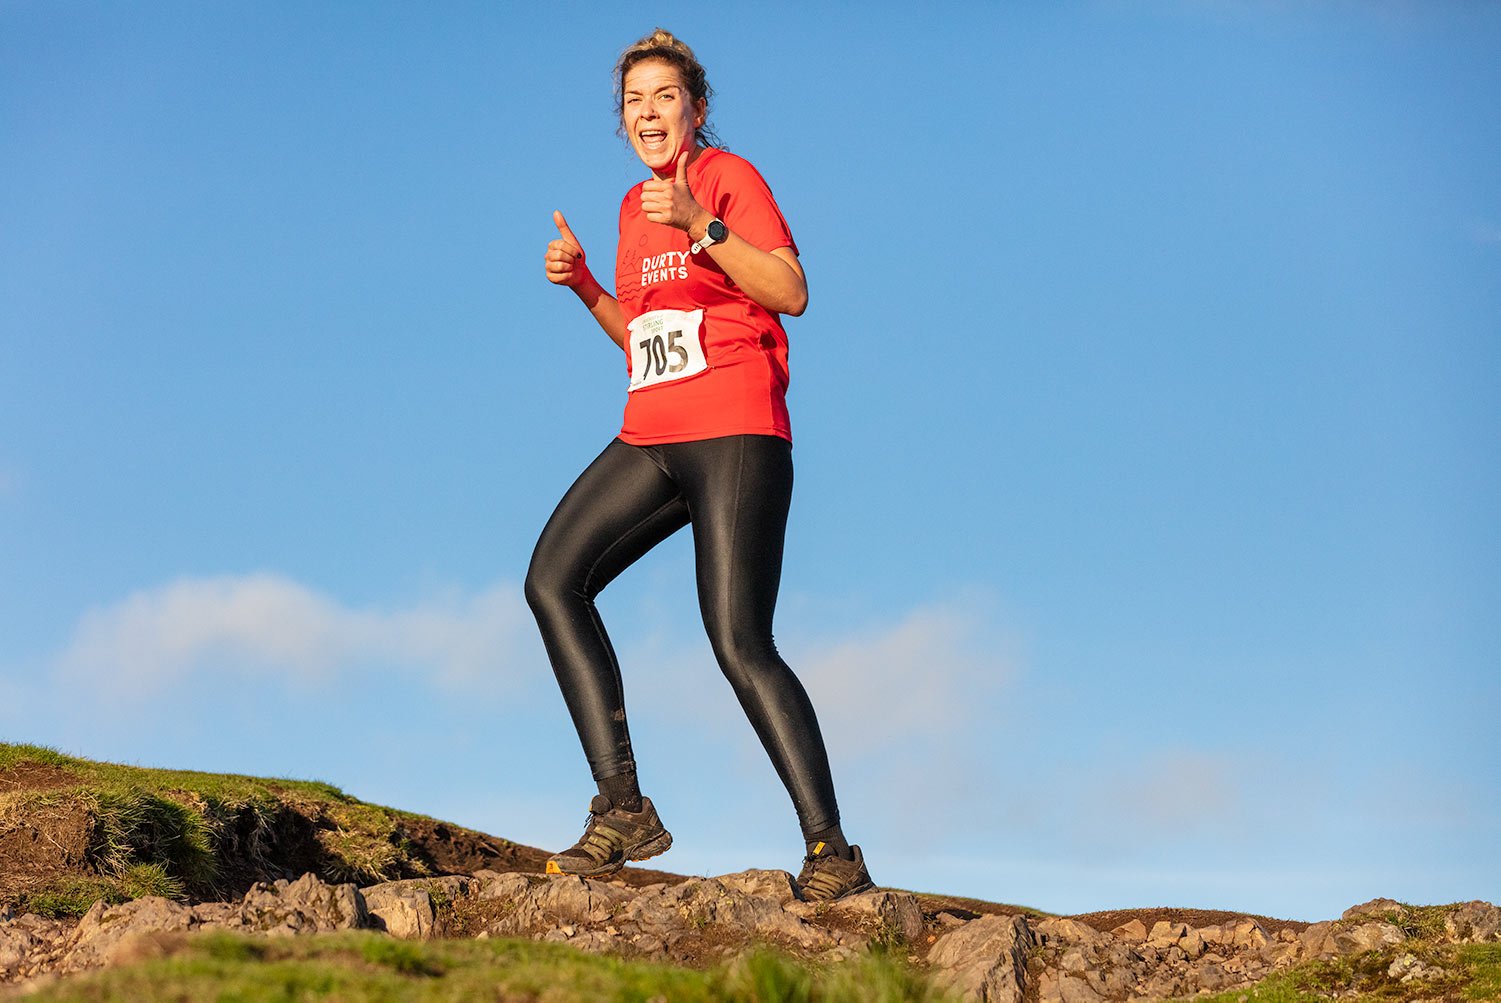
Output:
top-left (553, 210), bottom-right (580, 249)
top-left (675, 148), bottom-right (690, 185)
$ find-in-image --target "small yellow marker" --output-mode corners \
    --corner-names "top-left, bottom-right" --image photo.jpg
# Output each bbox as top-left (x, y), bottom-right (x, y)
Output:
top-left (813, 841), bottom-right (825, 855)
top-left (546, 860), bottom-right (562, 874)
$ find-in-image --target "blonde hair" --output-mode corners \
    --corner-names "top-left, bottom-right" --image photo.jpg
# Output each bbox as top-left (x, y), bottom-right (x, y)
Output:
top-left (614, 28), bottom-right (721, 148)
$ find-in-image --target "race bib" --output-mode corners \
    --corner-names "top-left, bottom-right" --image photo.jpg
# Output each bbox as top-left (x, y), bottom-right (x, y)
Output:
top-left (627, 308), bottom-right (707, 392)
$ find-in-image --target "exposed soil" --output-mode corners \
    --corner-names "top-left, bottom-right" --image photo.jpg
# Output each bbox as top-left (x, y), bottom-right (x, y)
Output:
top-left (908, 891), bottom-right (1038, 921)
top-left (0, 802), bottom-right (96, 900)
top-left (1068, 906), bottom-right (1310, 936)
top-left (0, 765), bottom-right (76, 796)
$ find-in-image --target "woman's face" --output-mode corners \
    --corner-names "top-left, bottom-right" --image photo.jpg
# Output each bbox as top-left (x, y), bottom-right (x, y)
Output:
top-left (622, 59), bottom-right (704, 175)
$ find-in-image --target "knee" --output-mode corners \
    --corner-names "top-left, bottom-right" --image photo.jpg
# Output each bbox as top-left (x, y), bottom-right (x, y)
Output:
top-left (524, 550), bottom-right (569, 618)
top-left (706, 622), bottom-right (780, 689)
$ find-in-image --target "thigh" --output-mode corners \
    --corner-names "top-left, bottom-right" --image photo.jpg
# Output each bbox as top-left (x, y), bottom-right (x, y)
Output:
top-left (530, 439), bottom-right (690, 599)
top-left (671, 436), bottom-right (794, 637)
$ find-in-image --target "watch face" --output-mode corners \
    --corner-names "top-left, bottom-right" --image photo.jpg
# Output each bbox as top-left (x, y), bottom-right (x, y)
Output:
top-left (707, 219), bottom-right (728, 243)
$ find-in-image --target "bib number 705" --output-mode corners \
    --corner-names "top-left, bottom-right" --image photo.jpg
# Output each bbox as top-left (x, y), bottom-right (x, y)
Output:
top-left (627, 308), bottom-right (708, 392)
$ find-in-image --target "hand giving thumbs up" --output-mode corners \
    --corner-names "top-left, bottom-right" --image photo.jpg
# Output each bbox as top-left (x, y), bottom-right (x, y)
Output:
top-left (641, 149), bottom-right (707, 233)
top-left (544, 210), bottom-right (589, 288)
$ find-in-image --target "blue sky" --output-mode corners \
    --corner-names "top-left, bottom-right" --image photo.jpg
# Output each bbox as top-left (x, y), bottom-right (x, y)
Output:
top-left (2, 1), bottom-right (1497, 920)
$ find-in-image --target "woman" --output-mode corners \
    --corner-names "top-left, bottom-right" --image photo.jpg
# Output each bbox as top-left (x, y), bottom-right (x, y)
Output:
top-left (526, 28), bottom-right (872, 902)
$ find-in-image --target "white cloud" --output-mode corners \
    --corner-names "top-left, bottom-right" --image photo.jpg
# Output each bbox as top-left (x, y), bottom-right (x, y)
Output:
top-left (1094, 751), bottom-right (1243, 834)
top-left (55, 573), bottom-right (533, 692)
top-left (790, 596), bottom-right (1020, 756)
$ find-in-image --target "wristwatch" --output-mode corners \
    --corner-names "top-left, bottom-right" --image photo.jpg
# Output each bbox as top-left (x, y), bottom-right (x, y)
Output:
top-left (691, 218), bottom-right (728, 254)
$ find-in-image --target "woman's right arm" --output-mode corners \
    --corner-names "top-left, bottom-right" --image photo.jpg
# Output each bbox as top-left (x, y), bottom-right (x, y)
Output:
top-left (546, 210), bottom-right (627, 349)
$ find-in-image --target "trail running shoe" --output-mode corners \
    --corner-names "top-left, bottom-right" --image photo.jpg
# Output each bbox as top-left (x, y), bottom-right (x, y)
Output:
top-left (545, 794), bottom-right (673, 877)
top-left (794, 842), bottom-right (875, 901)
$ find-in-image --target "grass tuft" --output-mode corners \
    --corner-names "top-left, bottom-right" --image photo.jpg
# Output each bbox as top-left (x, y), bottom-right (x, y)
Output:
top-left (15, 877), bottom-right (122, 919)
top-left (0, 744), bottom-right (77, 770)
top-left (118, 861), bottom-right (186, 901)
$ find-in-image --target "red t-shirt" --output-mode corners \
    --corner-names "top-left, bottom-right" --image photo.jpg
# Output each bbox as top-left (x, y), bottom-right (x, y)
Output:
top-left (614, 148), bottom-right (799, 445)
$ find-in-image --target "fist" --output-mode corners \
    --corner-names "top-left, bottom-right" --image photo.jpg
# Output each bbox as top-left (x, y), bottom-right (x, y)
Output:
top-left (545, 210), bottom-right (588, 287)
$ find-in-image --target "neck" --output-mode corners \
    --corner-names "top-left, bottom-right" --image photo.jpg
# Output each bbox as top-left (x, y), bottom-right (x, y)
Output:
top-left (651, 143), bottom-right (705, 180)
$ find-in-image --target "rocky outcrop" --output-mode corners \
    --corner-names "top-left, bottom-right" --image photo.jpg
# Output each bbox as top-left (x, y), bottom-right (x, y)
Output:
top-left (1, 877), bottom-right (1497, 1001)
top-left (928, 914), bottom-right (1034, 1001)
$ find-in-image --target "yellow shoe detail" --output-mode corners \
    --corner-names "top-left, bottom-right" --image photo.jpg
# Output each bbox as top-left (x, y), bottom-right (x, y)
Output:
top-left (813, 841), bottom-right (825, 855)
top-left (545, 860), bottom-right (563, 875)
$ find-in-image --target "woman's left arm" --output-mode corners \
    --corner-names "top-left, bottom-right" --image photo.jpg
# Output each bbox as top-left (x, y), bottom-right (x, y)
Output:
top-left (641, 153), bottom-right (809, 317)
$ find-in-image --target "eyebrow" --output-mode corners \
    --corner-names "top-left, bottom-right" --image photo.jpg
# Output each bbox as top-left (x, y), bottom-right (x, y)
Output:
top-left (624, 84), bottom-right (683, 97)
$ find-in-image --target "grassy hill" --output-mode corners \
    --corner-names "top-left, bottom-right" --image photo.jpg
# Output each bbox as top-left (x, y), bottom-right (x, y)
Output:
top-left (0, 742), bottom-right (546, 917)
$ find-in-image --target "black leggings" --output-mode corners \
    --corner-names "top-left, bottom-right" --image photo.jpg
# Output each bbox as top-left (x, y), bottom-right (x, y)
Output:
top-left (524, 434), bottom-right (840, 833)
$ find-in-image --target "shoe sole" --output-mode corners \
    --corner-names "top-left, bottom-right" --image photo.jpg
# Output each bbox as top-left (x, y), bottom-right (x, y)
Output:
top-left (545, 827), bottom-right (673, 878)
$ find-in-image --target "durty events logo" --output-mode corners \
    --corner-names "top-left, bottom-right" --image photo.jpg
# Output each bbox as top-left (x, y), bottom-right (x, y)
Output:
top-left (641, 250), bottom-right (689, 287)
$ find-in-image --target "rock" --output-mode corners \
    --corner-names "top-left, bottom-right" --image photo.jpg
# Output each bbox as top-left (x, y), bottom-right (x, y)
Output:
top-left (1110, 918), bottom-right (1147, 941)
top-left (928, 913), bottom-right (1034, 1003)
top-left (472, 870), bottom-right (531, 900)
top-left (0, 915), bottom-right (59, 974)
top-left (1444, 901), bottom-right (1501, 943)
top-left (1388, 952), bottom-right (1448, 983)
top-left (61, 897), bottom-right (194, 970)
top-left (363, 885), bottom-right (434, 940)
top-left (1228, 918), bottom-right (1269, 951)
top-left (1190, 960), bottom-right (1233, 993)
top-left (362, 876), bottom-right (470, 939)
top-left (819, 888), bottom-right (924, 946)
top-left (530, 874), bottom-right (633, 925)
top-left (1147, 920), bottom-right (1188, 949)
top-left (1299, 920), bottom-right (1338, 958)
top-left (646, 877), bottom-right (831, 951)
top-left (1262, 939), bottom-right (1301, 968)
top-left (1035, 917), bottom-right (1109, 950)
top-left (1180, 928), bottom-right (1206, 959)
top-left (1139, 967), bottom-right (1187, 1001)
top-left (237, 873), bottom-right (367, 935)
top-left (1036, 971), bottom-right (1103, 1003)
top-left (712, 869), bottom-right (796, 905)
top-left (1333, 922), bottom-right (1404, 954)
top-left (1342, 898), bottom-right (1406, 921)
top-left (473, 873), bottom-right (632, 940)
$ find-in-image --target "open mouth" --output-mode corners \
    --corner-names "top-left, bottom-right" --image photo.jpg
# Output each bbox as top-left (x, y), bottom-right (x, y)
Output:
top-left (638, 129), bottom-right (668, 151)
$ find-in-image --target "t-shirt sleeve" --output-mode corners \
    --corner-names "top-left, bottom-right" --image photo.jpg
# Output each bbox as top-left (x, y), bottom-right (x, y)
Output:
top-left (709, 155), bottom-right (798, 257)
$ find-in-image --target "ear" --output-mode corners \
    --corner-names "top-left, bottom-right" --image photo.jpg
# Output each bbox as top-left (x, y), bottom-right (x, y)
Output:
top-left (694, 98), bottom-right (707, 130)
